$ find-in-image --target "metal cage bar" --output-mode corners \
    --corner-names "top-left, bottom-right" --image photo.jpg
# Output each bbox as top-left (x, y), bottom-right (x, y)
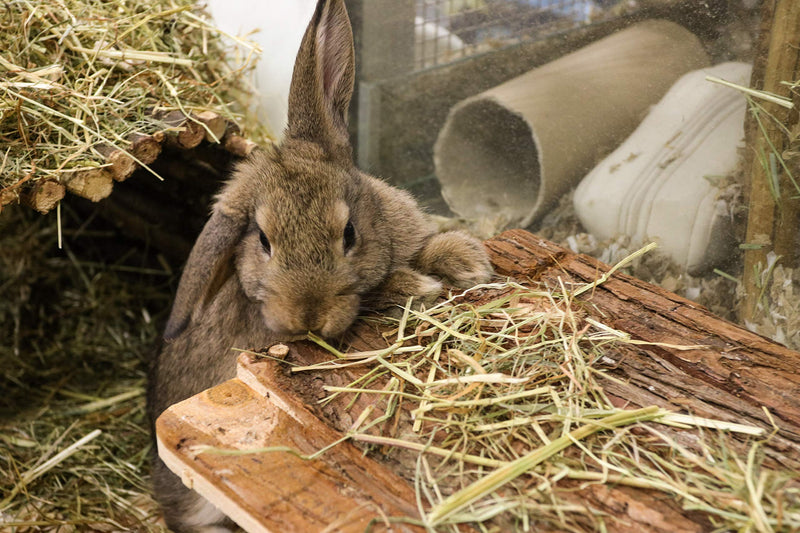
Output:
top-left (413, 0), bottom-right (609, 70)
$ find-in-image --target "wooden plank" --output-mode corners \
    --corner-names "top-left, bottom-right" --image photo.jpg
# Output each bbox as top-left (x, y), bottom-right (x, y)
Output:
top-left (157, 362), bottom-right (425, 533)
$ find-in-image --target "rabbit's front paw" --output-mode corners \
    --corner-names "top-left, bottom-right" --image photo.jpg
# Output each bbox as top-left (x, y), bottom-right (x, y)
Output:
top-left (363, 267), bottom-right (443, 313)
top-left (417, 231), bottom-right (494, 288)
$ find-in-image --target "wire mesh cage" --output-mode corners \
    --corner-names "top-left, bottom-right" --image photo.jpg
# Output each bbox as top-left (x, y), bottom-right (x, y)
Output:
top-left (414, 0), bottom-right (618, 70)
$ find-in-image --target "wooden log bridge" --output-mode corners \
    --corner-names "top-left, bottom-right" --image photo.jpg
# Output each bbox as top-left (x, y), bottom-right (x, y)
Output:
top-left (157, 229), bottom-right (800, 532)
top-left (0, 111), bottom-right (258, 215)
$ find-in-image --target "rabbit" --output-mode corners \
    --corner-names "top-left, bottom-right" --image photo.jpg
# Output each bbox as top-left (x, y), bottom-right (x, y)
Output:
top-left (147, 0), bottom-right (493, 531)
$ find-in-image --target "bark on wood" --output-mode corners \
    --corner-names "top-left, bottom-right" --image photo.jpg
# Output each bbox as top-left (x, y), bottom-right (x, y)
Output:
top-left (483, 230), bottom-right (800, 467)
top-left (741, 0), bottom-right (800, 321)
top-left (278, 231), bottom-right (800, 474)
top-left (21, 179), bottom-right (65, 213)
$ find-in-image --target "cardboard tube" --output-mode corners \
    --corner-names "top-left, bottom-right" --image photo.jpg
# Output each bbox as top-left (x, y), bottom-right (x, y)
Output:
top-left (434, 20), bottom-right (710, 228)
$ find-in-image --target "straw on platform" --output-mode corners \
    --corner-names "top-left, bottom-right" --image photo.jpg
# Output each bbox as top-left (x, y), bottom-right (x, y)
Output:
top-left (299, 250), bottom-right (799, 532)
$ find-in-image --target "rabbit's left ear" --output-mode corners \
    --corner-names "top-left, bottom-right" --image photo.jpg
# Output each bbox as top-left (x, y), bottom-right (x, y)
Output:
top-left (286, 0), bottom-right (355, 155)
top-left (163, 208), bottom-right (245, 341)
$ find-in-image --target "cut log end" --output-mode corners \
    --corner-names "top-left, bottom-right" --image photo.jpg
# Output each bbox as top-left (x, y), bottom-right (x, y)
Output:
top-left (161, 110), bottom-right (206, 150)
top-left (267, 343), bottom-right (290, 360)
top-left (65, 168), bottom-right (114, 202)
top-left (97, 145), bottom-right (138, 182)
top-left (224, 135), bottom-right (259, 157)
top-left (22, 180), bottom-right (66, 213)
top-left (196, 111), bottom-right (228, 143)
top-left (171, 121), bottom-right (206, 150)
top-left (0, 189), bottom-right (19, 213)
top-left (129, 133), bottom-right (163, 165)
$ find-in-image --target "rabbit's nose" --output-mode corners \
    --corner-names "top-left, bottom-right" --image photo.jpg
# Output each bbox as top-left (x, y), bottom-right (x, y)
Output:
top-left (310, 315), bottom-right (341, 338)
top-left (315, 315), bottom-right (344, 339)
top-left (309, 318), bottom-right (325, 334)
top-left (303, 308), bottom-right (335, 337)
top-left (318, 298), bottom-right (360, 338)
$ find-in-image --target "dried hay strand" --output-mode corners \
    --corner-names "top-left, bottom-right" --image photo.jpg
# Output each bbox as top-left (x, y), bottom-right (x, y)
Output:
top-left (290, 249), bottom-right (799, 531)
top-left (0, 0), bottom-right (267, 212)
top-left (0, 206), bottom-right (170, 531)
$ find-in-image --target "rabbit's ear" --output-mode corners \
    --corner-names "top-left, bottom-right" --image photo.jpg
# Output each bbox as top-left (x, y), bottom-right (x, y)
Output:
top-left (286, 0), bottom-right (355, 153)
top-left (163, 209), bottom-right (245, 341)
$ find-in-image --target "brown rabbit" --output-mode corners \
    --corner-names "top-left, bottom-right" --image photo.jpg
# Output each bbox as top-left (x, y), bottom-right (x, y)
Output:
top-left (147, 0), bottom-right (493, 530)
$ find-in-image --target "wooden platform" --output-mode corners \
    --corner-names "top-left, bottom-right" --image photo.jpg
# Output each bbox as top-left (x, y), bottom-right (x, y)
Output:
top-left (157, 229), bottom-right (800, 532)
top-left (157, 354), bottom-right (425, 533)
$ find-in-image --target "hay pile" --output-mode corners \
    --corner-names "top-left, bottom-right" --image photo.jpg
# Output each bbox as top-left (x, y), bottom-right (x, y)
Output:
top-left (0, 2), bottom-right (270, 527)
top-left (0, 206), bottom-right (169, 531)
top-left (0, 1), bottom-right (263, 528)
top-left (0, 0), bottom-right (266, 213)
top-left (297, 275), bottom-right (800, 531)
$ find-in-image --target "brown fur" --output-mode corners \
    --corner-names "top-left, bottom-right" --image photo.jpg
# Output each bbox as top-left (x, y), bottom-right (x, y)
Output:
top-left (147, 0), bottom-right (493, 530)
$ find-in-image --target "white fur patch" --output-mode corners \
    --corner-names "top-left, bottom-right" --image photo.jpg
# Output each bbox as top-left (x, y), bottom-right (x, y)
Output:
top-left (184, 493), bottom-right (230, 532)
top-left (420, 276), bottom-right (443, 297)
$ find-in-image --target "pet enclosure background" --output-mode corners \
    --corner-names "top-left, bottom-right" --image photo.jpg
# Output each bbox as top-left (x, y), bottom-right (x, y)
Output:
top-left (413, 0), bottom-right (603, 70)
top-left (347, 0), bottom-right (740, 209)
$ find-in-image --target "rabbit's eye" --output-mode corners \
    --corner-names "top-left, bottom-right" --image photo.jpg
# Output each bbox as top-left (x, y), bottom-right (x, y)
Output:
top-left (343, 220), bottom-right (356, 253)
top-left (259, 230), bottom-right (271, 255)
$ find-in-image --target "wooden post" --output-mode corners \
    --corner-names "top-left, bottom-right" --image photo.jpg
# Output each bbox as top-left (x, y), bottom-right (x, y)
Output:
top-left (740, 0), bottom-right (800, 322)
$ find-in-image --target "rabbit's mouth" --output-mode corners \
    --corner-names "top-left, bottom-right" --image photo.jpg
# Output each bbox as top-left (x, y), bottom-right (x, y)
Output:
top-left (259, 294), bottom-right (360, 339)
top-left (272, 332), bottom-right (309, 343)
